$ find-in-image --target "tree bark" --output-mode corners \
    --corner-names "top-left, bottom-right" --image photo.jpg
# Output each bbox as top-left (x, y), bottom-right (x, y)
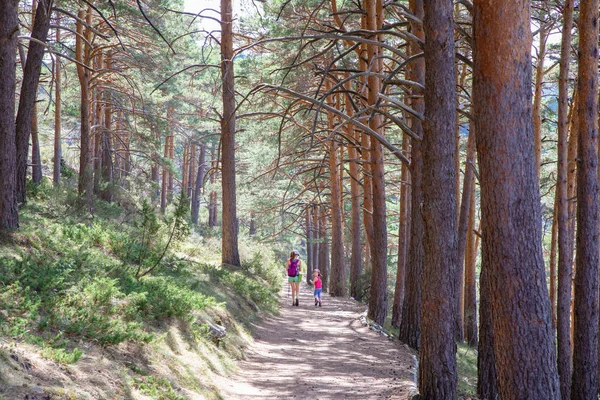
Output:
top-left (399, 0), bottom-right (425, 350)
top-left (0, 0), bottom-right (20, 230)
top-left (464, 179), bottom-right (478, 347)
top-left (419, 0), bottom-right (458, 396)
top-left (365, 0), bottom-right (388, 326)
top-left (220, 0), bottom-right (240, 267)
top-left (76, 8), bottom-right (93, 207)
top-left (473, 1), bottom-right (560, 398)
top-left (191, 143), bottom-right (206, 224)
top-left (306, 206), bottom-right (313, 283)
top-left (101, 54), bottom-right (113, 203)
top-left (533, 22), bottom-right (548, 179)
top-left (556, 3), bottom-right (574, 399)
top-left (348, 126), bottom-right (363, 300)
top-left (328, 89), bottom-right (346, 297)
top-left (53, 14), bottom-right (62, 186)
top-left (392, 131), bottom-right (410, 328)
top-left (15, 0), bottom-right (54, 203)
top-left (477, 263), bottom-right (498, 400)
top-left (571, 0), bottom-right (599, 396)
top-left (317, 206), bottom-right (330, 292)
top-left (456, 129), bottom-right (476, 341)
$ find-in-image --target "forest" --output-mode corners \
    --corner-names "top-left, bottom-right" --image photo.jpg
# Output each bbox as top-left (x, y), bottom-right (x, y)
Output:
top-left (0, 0), bottom-right (595, 399)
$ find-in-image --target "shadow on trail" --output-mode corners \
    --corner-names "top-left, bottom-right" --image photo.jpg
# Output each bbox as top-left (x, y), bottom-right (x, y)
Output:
top-left (221, 280), bottom-right (416, 400)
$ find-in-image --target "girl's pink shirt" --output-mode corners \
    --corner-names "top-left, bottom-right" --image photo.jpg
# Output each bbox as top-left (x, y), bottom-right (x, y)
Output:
top-left (313, 276), bottom-right (322, 289)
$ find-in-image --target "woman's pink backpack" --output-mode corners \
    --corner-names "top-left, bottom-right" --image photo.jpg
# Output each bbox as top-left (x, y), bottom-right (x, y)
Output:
top-left (288, 259), bottom-right (299, 277)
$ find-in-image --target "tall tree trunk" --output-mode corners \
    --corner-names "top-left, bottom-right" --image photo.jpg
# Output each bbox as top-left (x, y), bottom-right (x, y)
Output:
top-left (220, 0), bottom-right (240, 267)
top-left (53, 14), bottom-right (62, 186)
top-left (101, 56), bottom-right (113, 203)
top-left (15, 0), bottom-right (54, 203)
top-left (312, 203), bottom-right (320, 273)
top-left (348, 127), bottom-right (363, 300)
top-left (318, 206), bottom-right (330, 292)
top-left (533, 22), bottom-right (548, 179)
top-left (52, 11), bottom-right (62, 186)
top-left (419, 0), bottom-right (458, 396)
top-left (473, 1), bottom-right (560, 398)
top-left (160, 131), bottom-right (171, 213)
top-left (399, 0), bottom-right (425, 350)
top-left (328, 90), bottom-right (346, 297)
top-left (188, 143), bottom-right (197, 199)
top-left (556, 2), bottom-right (574, 399)
top-left (191, 143), bottom-right (206, 224)
top-left (306, 206), bottom-right (313, 283)
top-left (0, 0), bottom-right (19, 230)
top-left (464, 180), bottom-right (478, 346)
top-left (365, 0), bottom-right (388, 326)
top-left (571, 0), bottom-right (599, 395)
top-left (392, 132), bottom-right (410, 328)
top-left (76, 8), bottom-right (93, 207)
top-left (456, 129), bottom-right (476, 341)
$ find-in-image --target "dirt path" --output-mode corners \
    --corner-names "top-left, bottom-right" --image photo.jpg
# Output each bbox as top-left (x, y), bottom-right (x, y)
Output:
top-left (218, 281), bottom-right (417, 400)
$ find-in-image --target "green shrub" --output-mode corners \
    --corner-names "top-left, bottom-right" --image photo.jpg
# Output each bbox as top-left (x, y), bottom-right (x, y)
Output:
top-left (0, 282), bottom-right (40, 337)
top-left (55, 277), bottom-right (153, 345)
top-left (124, 276), bottom-right (216, 320)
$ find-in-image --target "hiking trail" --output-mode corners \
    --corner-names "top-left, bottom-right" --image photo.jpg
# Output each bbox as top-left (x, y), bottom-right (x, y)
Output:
top-left (216, 281), bottom-right (417, 399)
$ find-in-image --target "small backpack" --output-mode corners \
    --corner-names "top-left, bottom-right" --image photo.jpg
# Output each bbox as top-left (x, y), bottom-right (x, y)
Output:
top-left (288, 259), bottom-right (299, 277)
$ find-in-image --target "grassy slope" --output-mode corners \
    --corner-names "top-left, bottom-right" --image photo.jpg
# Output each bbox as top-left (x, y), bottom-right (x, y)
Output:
top-left (0, 182), bottom-right (282, 400)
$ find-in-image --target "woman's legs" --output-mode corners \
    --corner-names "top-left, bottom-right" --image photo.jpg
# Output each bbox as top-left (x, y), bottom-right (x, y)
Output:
top-left (294, 282), bottom-right (300, 305)
top-left (289, 280), bottom-right (296, 305)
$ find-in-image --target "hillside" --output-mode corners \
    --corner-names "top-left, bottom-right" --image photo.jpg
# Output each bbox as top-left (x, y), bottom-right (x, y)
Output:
top-left (0, 183), bottom-right (282, 399)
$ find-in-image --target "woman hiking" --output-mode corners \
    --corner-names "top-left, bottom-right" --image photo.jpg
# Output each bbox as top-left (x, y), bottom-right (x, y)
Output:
top-left (286, 250), bottom-right (303, 306)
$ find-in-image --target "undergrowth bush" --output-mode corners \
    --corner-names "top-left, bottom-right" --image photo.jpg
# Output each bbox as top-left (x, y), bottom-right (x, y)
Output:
top-left (122, 275), bottom-right (216, 320)
top-left (55, 277), bottom-right (153, 345)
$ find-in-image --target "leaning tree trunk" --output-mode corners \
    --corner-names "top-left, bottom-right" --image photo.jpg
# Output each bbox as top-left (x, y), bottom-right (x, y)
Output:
top-left (399, 0), bottom-right (425, 350)
top-left (15, 0), bottom-right (54, 203)
top-left (0, 0), bottom-right (20, 230)
top-left (473, 0), bottom-right (560, 398)
top-left (571, 0), bottom-right (599, 396)
top-left (418, 0), bottom-right (458, 397)
top-left (220, 0), bottom-right (240, 267)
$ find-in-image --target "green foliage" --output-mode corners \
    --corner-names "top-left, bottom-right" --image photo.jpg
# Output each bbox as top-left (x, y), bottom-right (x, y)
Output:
top-left (40, 346), bottom-right (83, 365)
top-left (123, 276), bottom-right (216, 320)
top-left (55, 277), bottom-right (153, 345)
top-left (134, 375), bottom-right (186, 400)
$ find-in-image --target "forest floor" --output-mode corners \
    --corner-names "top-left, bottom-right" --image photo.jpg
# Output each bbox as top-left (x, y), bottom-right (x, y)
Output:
top-left (215, 281), bottom-right (417, 400)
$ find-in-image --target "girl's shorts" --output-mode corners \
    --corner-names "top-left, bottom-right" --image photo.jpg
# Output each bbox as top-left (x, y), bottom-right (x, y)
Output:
top-left (314, 288), bottom-right (322, 298)
top-left (288, 276), bottom-right (299, 283)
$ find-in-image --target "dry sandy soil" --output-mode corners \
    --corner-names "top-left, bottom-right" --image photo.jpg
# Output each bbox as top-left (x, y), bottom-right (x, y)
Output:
top-left (216, 281), bottom-right (417, 400)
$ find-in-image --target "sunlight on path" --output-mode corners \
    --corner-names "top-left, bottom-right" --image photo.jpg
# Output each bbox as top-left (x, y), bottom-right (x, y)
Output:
top-left (217, 281), bottom-right (417, 399)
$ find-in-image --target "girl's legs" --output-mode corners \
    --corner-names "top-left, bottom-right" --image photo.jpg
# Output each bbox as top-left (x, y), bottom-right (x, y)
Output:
top-left (294, 282), bottom-right (300, 305)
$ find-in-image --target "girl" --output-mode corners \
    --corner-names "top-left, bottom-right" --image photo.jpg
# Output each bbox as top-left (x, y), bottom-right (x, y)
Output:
top-left (310, 269), bottom-right (322, 307)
